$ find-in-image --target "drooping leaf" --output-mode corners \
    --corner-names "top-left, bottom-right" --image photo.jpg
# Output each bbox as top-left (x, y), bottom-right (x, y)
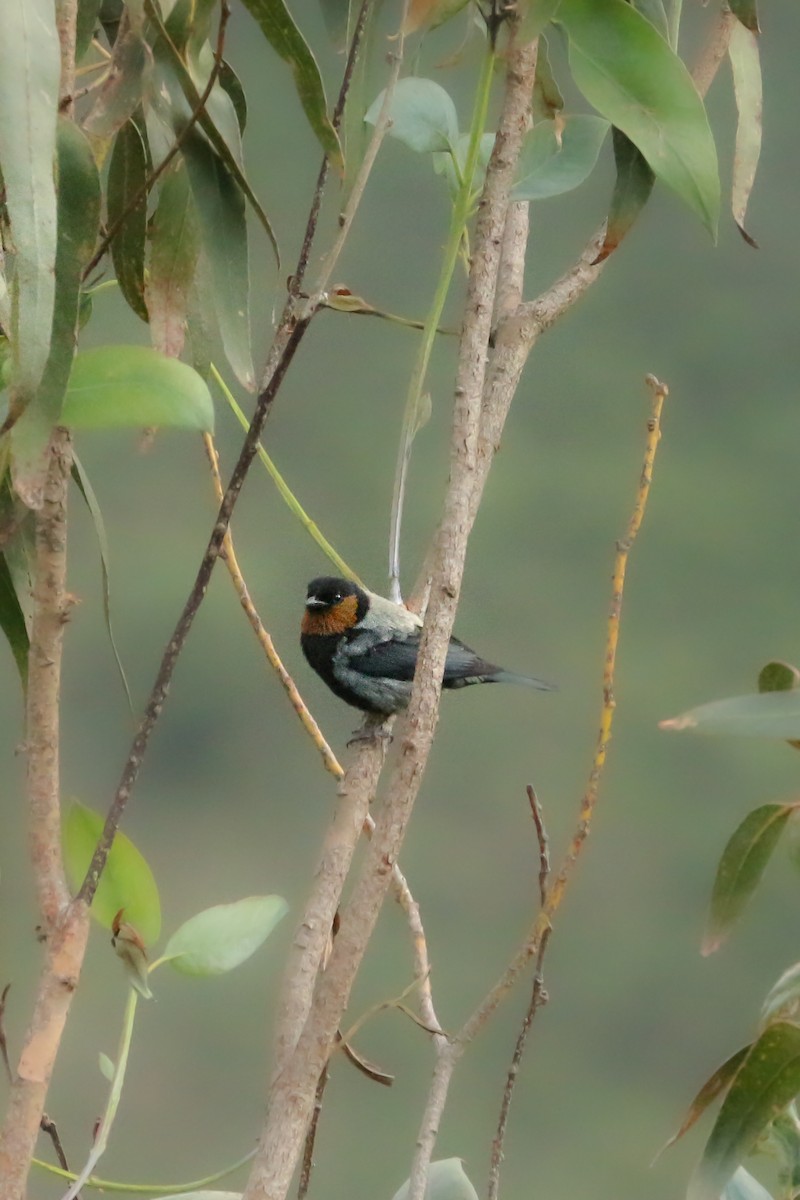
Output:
top-left (11, 119), bottom-right (101, 506)
top-left (218, 60), bottom-right (248, 133)
top-left (181, 131), bottom-right (254, 391)
top-left (365, 78), bottom-right (459, 154)
top-left (144, 0), bottom-right (279, 267)
top-left (62, 345), bottom-right (215, 431)
top-left (519, 0), bottom-right (562, 42)
top-left (557, 0), bottom-right (719, 236)
top-left (629, 0), bottom-right (669, 39)
top-left (512, 114), bottom-right (609, 201)
top-left (0, 551), bottom-right (29, 685)
top-left (107, 120), bottom-right (149, 322)
top-left (594, 127), bottom-right (656, 263)
top-left (728, 21), bottom-right (762, 248)
top-left (237, 0), bottom-right (342, 168)
top-left (71, 453), bottom-right (132, 712)
top-left (391, 1159), bottom-right (480, 1200)
top-left (64, 801), bottom-right (161, 945)
top-left (703, 804), bottom-right (796, 955)
top-left (687, 1022), bottom-right (800, 1200)
top-left (660, 1046), bottom-right (750, 1154)
top-left (660, 690), bottom-right (800, 739)
top-left (145, 161), bottom-right (198, 359)
top-left (0, 0), bottom-right (60, 403)
top-left (761, 964), bottom-right (800, 1029)
top-left (729, 0), bottom-right (759, 34)
top-left (164, 895), bottom-right (288, 977)
top-left (76, 0), bottom-right (103, 62)
top-left (84, 25), bottom-right (153, 142)
top-left (722, 1168), bottom-right (773, 1200)
top-left (532, 36), bottom-right (564, 120)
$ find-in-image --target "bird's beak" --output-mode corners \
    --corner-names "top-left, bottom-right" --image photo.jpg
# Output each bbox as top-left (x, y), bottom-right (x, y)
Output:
top-left (305, 596), bottom-right (327, 609)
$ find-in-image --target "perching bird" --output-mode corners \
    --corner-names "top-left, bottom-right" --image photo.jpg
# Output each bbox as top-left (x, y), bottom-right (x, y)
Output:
top-left (301, 576), bottom-right (555, 717)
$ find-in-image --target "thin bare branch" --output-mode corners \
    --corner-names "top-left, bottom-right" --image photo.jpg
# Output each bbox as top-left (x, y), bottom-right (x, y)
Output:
top-left (487, 788), bottom-right (551, 1200)
top-left (203, 434), bottom-right (343, 780)
top-left (77, 317), bottom-right (309, 909)
top-left (410, 378), bottom-right (669, 1193)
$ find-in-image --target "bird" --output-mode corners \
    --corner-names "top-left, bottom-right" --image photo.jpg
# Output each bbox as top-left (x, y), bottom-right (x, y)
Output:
top-left (300, 576), bottom-right (556, 718)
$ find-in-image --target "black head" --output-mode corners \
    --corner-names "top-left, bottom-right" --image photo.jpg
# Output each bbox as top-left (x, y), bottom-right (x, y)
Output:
top-left (305, 577), bottom-right (369, 623)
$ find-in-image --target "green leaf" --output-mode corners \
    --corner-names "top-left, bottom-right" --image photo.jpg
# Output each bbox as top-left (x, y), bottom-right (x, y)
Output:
top-left (595, 127), bottom-right (656, 263)
top-left (11, 119), bottom-right (101, 505)
top-left (660, 690), bottom-right (800, 739)
top-left (144, 0), bottom-right (279, 269)
top-left (757, 661), bottom-right (799, 693)
top-left (181, 130), bottom-right (254, 391)
top-left (519, 0), bottom-right (562, 42)
top-left (76, 0), bottom-right (103, 62)
top-left (557, 0), bottom-right (719, 235)
top-left (366, 78), bottom-right (459, 154)
top-left (629, 0), bottom-right (669, 40)
top-left (71, 454), bottom-right (132, 712)
top-left (722, 1168), bottom-right (773, 1200)
top-left (107, 120), bottom-right (149, 322)
top-left (729, 0), bottom-right (760, 34)
top-left (64, 801), bottom-right (161, 945)
top-left (237, 0), bottom-right (342, 169)
top-left (728, 21), bottom-right (762, 248)
top-left (532, 36), bottom-right (564, 120)
top-left (703, 804), bottom-right (796, 955)
top-left (660, 1046), bottom-right (750, 1154)
top-left (218, 60), bottom-right (247, 133)
top-left (62, 345), bottom-right (215, 431)
top-left (164, 895), bottom-right (288, 977)
top-left (0, 551), bottom-right (29, 686)
top-left (84, 25), bottom-right (153, 141)
top-left (0, 0), bottom-right (60, 400)
top-left (391, 1159), bottom-right (479, 1200)
top-left (512, 114), bottom-right (609, 201)
top-left (145, 161), bottom-right (198, 359)
top-left (688, 1022), bottom-right (800, 1200)
top-left (761, 964), bottom-right (800, 1029)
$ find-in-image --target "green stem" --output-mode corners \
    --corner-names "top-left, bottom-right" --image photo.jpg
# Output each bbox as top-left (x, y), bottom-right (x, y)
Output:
top-left (667, 0), bottom-right (683, 50)
top-left (62, 988), bottom-right (139, 1200)
top-left (31, 1147), bottom-right (256, 1194)
top-left (210, 364), bottom-right (361, 585)
top-left (387, 43), bottom-right (496, 603)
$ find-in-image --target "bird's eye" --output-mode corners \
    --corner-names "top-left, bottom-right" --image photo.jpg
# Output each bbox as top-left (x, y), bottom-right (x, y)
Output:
top-left (332, 593), bottom-right (342, 603)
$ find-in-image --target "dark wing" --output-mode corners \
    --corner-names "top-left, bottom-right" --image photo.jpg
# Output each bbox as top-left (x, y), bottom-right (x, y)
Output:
top-left (349, 633), bottom-right (495, 683)
top-left (348, 632), bottom-right (422, 680)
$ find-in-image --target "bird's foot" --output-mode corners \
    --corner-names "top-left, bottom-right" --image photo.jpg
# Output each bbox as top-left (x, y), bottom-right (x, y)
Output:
top-left (347, 716), bottom-right (393, 747)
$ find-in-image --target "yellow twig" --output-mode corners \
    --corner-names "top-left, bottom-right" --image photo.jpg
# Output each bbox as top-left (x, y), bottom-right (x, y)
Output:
top-left (457, 374), bottom-right (669, 1046)
top-left (202, 430), bottom-right (442, 1035)
top-left (202, 433), bottom-right (344, 780)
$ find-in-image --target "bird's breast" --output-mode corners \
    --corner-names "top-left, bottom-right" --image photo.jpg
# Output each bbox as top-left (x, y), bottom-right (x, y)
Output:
top-left (301, 594), bottom-right (359, 636)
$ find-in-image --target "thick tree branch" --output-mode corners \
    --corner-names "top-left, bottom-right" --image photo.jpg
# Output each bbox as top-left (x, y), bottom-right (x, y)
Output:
top-left (242, 30), bottom-right (539, 1200)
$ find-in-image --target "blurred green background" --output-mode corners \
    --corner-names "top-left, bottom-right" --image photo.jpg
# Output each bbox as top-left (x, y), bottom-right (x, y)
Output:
top-left (3, 4), bottom-right (800, 1197)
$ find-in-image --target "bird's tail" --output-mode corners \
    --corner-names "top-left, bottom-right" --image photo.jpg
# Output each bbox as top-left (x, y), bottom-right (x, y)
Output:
top-left (489, 669), bottom-right (557, 692)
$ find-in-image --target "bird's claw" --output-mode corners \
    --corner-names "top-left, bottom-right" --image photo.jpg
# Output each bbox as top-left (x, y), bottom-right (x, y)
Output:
top-left (347, 717), bottom-right (393, 747)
